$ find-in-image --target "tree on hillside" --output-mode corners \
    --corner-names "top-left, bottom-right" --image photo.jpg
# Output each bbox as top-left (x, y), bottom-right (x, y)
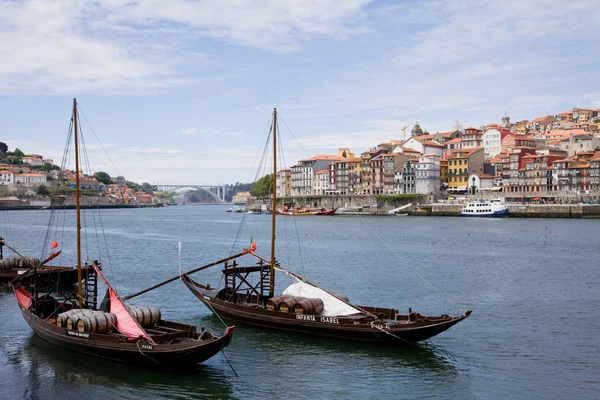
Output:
top-left (126, 181), bottom-right (141, 192)
top-left (0, 142), bottom-right (7, 154)
top-left (140, 182), bottom-right (157, 194)
top-left (36, 185), bottom-right (49, 196)
top-left (13, 148), bottom-right (24, 157)
top-left (249, 174), bottom-right (273, 197)
top-left (94, 171), bottom-right (113, 185)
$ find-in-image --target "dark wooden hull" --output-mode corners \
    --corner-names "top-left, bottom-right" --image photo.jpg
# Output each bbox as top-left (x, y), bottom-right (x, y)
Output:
top-left (18, 304), bottom-right (234, 367)
top-left (183, 276), bottom-right (469, 344)
top-left (0, 265), bottom-right (94, 285)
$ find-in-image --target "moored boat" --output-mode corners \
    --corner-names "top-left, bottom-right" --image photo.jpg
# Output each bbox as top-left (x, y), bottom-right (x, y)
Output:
top-left (461, 199), bottom-right (509, 217)
top-left (5, 99), bottom-right (234, 368)
top-left (182, 108), bottom-right (471, 345)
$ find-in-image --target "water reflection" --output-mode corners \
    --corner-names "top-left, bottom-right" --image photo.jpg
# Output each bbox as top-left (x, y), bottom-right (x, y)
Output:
top-left (9, 336), bottom-right (236, 400)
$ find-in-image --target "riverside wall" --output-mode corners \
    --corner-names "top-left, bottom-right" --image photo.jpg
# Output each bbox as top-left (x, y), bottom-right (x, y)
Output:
top-left (429, 203), bottom-right (600, 218)
top-left (257, 195), bottom-right (600, 218)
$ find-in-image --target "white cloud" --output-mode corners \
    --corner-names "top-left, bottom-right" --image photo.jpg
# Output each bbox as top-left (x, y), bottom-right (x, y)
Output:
top-left (0, 0), bottom-right (372, 94)
top-left (182, 128), bottom-right (198, 135)
top-left (123, 146), bottom-right (183, 154)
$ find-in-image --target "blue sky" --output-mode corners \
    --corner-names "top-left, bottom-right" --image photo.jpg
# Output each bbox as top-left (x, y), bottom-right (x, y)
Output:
top-left (1, 0), bottom-right (599, 185)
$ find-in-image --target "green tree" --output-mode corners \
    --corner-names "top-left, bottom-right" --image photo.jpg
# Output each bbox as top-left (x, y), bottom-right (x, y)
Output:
top-left (94, 171), bottom-right (113, 185)
top-left (13, 148), bottom-right (24, 157)
top-left (126, 181), bottom-right (141, 192)
top-left (140, 182), bottom-right (157, 194)
top-left (0, 142), bottom-right (7, 154)
top-left (36, 185), bottom-right (50, 196)
top-left (249, 174), bottom-right (273, 197)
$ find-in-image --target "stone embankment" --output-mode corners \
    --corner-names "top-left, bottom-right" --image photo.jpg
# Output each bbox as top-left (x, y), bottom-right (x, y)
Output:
top-left (425, 203), bottom-right (600, 218)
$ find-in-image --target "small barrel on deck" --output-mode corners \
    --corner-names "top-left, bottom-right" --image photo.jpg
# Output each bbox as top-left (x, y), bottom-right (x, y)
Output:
top-left (278, 296), bottom-right (305, 313)
top-left (64, 310), bottom-right (94, 330)
top-left (57, 309), bottom-right (91, 328)
top-left (77, 312), bottom-right (117, 334)
top-left (266, 295), bottom-right (292, 311)
top-left (128, 305), bottom-right (161, 328)
top-left (332, 293), bottom-right (349, 302)
top-left (293, 298), bottom-right (324, 315)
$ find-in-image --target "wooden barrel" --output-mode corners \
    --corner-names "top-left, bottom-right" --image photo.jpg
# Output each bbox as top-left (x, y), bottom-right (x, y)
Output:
top-left (279, 296), bottom-right (304, 313)
top-left (293, 298), bottom-right (324, 315)
top-left (57, 309), bottom-right (89, 328)
top-left (77, 312), bottom-right (117, 333)
top-left (65, 310), bottom-right (94, 330)
top-left (128, 305), bottom-right (160, 327)
top-left (333, 294), bottom-right (349, 302)
top-left (266, 295), bottom-right (292, 311)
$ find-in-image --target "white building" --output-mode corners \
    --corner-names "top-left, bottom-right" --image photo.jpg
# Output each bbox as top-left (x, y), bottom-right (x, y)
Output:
top-left (22, 155), bottom-right (44, 166)
top-left (415, 155), bottom-right (441, 199)
top-left (14, 173), bottom-right (47, 184)
top-left (483, 128), bottom-right (506, 159)
top-left (0, 170), bottom-right (14, 184)
top-left (313, 170), bottom-right (330, 195)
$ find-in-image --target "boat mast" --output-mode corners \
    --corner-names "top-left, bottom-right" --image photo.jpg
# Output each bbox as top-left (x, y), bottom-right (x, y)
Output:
top-left (73, 98), bottom-right (83, 308)
top-left (269, 108), bottom-right (277, 297)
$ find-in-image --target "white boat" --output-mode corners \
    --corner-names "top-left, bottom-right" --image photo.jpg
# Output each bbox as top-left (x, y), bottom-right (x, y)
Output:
top-left (461, 199), bottom-right (508, 217)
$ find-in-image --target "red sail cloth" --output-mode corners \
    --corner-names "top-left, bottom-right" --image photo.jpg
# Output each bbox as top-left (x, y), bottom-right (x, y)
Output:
top-left (92, 263), bottom-right (153, 343)
top-left (13, 286), bottom-right (32, 309)
top-left (51, 239), bottom-right (59, 249)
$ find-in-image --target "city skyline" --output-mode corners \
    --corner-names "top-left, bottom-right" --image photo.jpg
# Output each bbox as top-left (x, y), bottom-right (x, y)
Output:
top-left (1, 0), bottom-right (599, 184)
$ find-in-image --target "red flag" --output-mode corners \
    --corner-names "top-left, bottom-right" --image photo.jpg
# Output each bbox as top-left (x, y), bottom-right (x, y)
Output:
top-left (249, 241), bottom-right (257, 254)
top-left (51, 239), bottom-right (59, 249)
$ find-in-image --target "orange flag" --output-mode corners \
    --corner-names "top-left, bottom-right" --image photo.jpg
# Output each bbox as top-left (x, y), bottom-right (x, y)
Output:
top-left (249, 241), bottom-right (257, 254)
top-left (51, 239), bottom-right (59, 249)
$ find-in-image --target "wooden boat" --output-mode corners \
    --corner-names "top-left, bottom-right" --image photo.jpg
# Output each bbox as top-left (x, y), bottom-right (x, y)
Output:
top-left (182, 108), bottom-right (471, 345)
top-left (0, 244), bottom-right (94, 285)
top-left (7, 99), bottom-right (234, 367)
top-left (277, 207), bottom-right (337, 216)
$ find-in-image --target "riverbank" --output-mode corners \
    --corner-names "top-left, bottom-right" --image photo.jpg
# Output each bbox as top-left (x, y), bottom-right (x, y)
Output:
top-left (417, 203), bottom-right (600, 218)
top-left (0, 203), bottom-right (163, 211)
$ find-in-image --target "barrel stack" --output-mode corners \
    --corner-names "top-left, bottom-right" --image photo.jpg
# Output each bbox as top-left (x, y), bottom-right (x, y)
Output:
top-left (126, 304), bottom-right (161, 328)
top-left (293, 298), bottom-right (324, 315)
top-left (266, 295), bottom-right (292, 311)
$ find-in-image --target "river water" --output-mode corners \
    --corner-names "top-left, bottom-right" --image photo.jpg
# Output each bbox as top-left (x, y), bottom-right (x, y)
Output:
top-left (1, 206), bottom-right (599, 399)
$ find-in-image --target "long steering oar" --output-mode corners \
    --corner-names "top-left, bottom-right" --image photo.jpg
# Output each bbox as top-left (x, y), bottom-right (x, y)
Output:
top-left (121, 251), bottom-right (247, 301)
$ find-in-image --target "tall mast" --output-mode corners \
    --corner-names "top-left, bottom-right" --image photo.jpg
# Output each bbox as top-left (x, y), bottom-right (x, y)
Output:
top-left (269, 108), bottom-right (277, 297)
top-left (73, 98), bottom-right (83, 308)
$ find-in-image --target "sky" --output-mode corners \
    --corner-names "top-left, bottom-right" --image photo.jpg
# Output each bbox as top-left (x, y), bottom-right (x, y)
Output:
top-left (1, 0), bottom-right (599, 185)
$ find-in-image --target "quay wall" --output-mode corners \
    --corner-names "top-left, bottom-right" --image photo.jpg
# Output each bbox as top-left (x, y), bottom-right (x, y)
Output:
top-left (259, 196), bottom-right (600, 218)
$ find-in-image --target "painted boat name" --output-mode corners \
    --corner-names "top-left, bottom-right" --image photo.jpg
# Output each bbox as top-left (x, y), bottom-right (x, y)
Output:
top-left (295, 315), bottom-right (339, 324)
top-left (67, 331), bottom-right (90, 338)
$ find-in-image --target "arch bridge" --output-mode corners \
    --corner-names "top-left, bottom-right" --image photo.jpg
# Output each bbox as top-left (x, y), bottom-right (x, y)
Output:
top-left (156, 184), bottom-right (230, 202)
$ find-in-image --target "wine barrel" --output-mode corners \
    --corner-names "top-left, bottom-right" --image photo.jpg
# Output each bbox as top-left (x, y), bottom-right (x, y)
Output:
top-left (293, 298), bottom-right (324, 315)
top-left (333, 294), bottom-right (349, 302)
top-left (77, 312), bottom-right (117, 333)
top-left (65, 310), bottom-right (94, 330)
top-left (128, 305), bottom-right (160, 327)
top-left (266, 295), bottom-right (292, 311)
top-left (56, 309), bottom-right (90, 327)
top-left (279, 296), bottom-right (304, 313)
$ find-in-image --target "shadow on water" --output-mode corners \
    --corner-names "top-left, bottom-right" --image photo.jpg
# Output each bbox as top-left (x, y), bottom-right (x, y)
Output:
top-left (6, 335), bottom-right (236, 400)
top-left (200, 314), bottom-right (462, 373)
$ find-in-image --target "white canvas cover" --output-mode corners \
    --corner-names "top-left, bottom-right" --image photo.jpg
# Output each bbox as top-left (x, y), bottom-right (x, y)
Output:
top-left (281, 281), bottom-right (361, 317)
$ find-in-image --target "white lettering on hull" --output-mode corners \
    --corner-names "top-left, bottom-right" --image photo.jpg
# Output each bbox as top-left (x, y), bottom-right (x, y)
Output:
top-left (294, 315), bottom-right (340, 324)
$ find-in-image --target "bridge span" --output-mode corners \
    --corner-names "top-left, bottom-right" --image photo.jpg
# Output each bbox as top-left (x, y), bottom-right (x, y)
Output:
top-left (156, 184), bottom-right (230, 202)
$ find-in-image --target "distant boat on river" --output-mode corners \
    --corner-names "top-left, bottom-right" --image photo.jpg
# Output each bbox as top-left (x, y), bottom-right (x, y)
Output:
top-left (462, 199), bottom-right (509, 217)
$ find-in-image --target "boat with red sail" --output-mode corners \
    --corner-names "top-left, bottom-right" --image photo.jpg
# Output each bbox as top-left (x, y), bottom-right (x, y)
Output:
top-left (4, 99), bottom-right (234, 367)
